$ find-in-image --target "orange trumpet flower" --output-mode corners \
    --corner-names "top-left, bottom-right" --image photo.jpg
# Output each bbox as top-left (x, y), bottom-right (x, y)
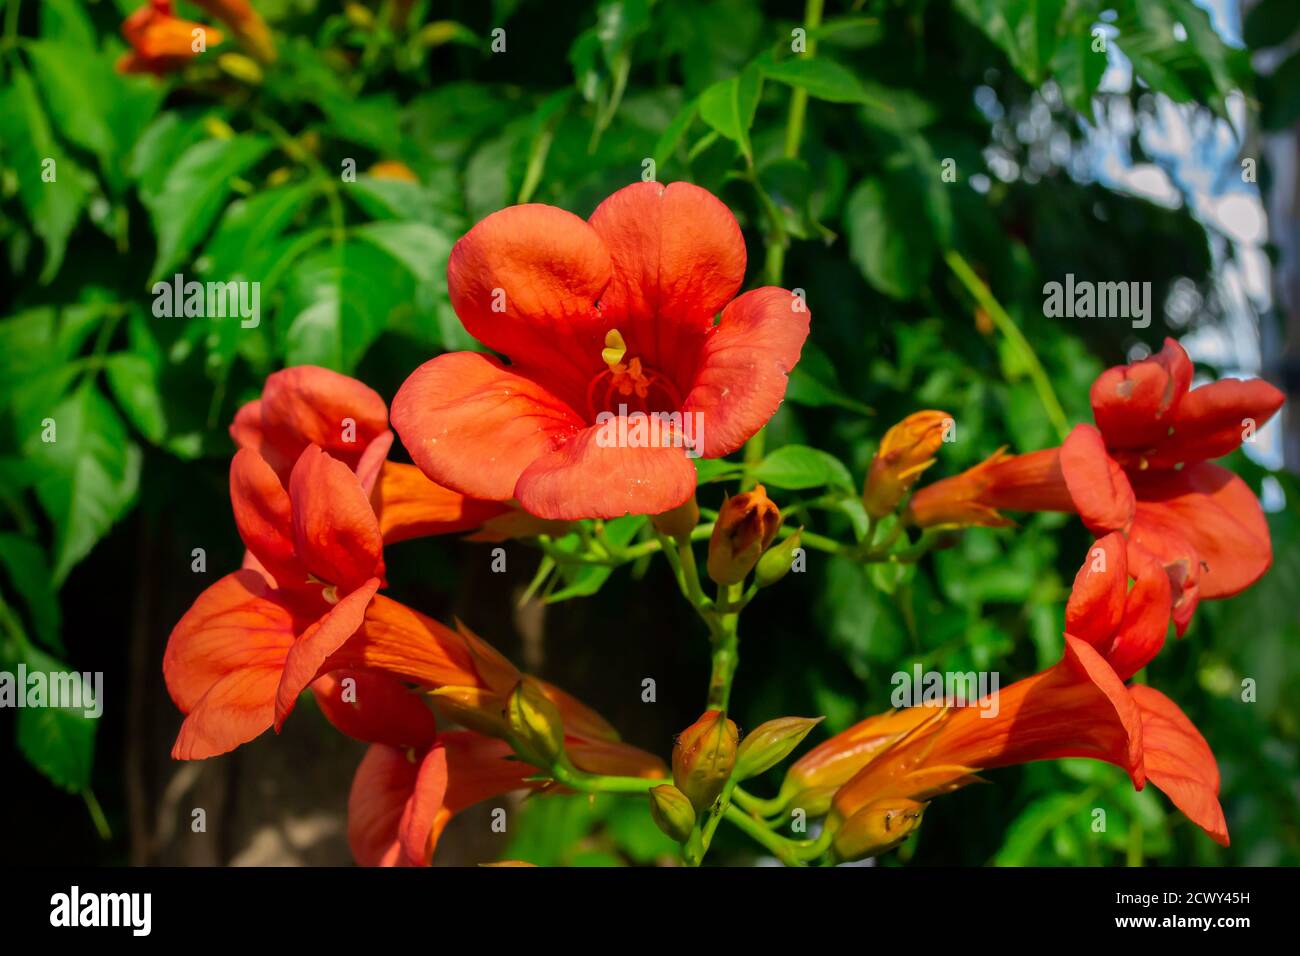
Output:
top-left (392, 182), bottom-right (811, 520)
top-left (907, 340), bottom-right (1283, 633)
top-left (118, 0), bottom-right (222, 75)
top-left (230, 365), bottom-right (509, 543)
top-left (784, 532), bottom-right (1227, 860)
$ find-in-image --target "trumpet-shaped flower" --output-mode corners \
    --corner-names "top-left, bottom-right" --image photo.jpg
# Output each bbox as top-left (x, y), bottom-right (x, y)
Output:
top-left (907, 340), bottom-right (1283, 632)
top-left (392, 181), bottom-right (811, 520)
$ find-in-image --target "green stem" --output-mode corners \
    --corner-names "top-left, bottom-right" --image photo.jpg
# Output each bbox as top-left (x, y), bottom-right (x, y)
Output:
top-left (782, 0), bottom-right (824, 160)
top-left (943, 249), bottom-right (1070, 441)
top-left (550, 765), bottom-right (662, 795)
top-left (706, 583), bottom-right (742, 710)
top-left (723, 805), bottom-right (805, 865)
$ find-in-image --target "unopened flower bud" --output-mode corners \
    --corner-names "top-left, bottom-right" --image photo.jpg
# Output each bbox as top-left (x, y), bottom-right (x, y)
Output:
top-left (504, 678), bottom-right (566, 768)
top-left (651, 494), bottom-right (700, 541)
top-left (734, 716), bottom-right (823, 781)
top-left (707, 486), bottom-right (781, 585)
top-left (831, 797), bottom-right (926, 863)
top-left (671, 710), bottom-right (739, 813)
top-left (863, 411), bottom-right (952, 518)
top-left (754, 528), bottom-right (803, 588)
top-left (648, 784), bottom-right (697, 843)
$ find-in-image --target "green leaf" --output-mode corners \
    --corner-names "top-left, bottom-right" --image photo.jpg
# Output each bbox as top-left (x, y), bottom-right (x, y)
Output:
top-left (22, 386), bottom-right (142, 585)
top-left (844, 175), bottom-right (934, 300)
top-left (785, 341), bottom-right (871, 414)
top-left (752, 445), bottom-right (854, 491)
top-left (0, 534), bottom-right (63, 653)
top-left (39, 0), bottom-right (97, 48)
top-left (280, 240), bottom-right (413, 371)
top-left (954, 0), bottom-right (1065, 85)
top-left (144, 135), bottom-right (273, 281)
top-left (762, 56), bottom-right (885, 107)
top-left (104, 354), bottom-right (167, 445)
top-left (698, 63), bottom-right (763, 161)
top-left (758, 157), bottom-right (834, 242)
top-left (14, 646), bottom-right (97, 792)
top-left (994, 791), bottom-right (1091, 866)
top-left (0, 68), bottom-right (90, 282)
top-left (200, 181), bottom-right (318, 281)
top-left (547, 515), bottom-right (647, 603)
top-left (652, 98), bottom-right (698, 169)
top-left (1050, 27), bottom-right (1107, 115)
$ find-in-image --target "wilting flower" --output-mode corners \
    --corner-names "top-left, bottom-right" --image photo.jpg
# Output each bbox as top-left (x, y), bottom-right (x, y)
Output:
top-left (707, 485), bottom-right (782, 585)
top-left (862, 410), bottom-right (951, 518)
top-left (230, 365), bottom-right (508, 542)
top-left (392, 181), bottom-right (811, 520)
top-left (907, 340), bottom-right (1284, 632)
top-left (781, 532), bottom-right (1228, 859)
top-left (118, 0), bottom-right (222, 75)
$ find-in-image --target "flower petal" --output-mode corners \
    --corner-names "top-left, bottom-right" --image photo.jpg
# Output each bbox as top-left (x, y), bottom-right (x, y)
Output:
top-left (1106, 540), bottom-right (1172, 680)
top-left (399, 742), bottom-right (449, 866)
top-left (257, 366), bottom-right (390, 479)
top-left (928, 636), bottom-right (1145, 788)
top-left (371, 461), bottom-right (509, 544)
top-left (163, 569), bottom-right (296, 715)
top-left (230, 449), bottom-right (303, 590)
top-left (1130, 685), bottom-right (1228, 846)
top-left (288, 445), bottom-right (384, 594)
top-left (681, 287), bottom-right (811, 457)
top-left (588, 181), bottom-right (746, 386)
top-left (312, 669), bottom-right (438, 749)
top-left (326, 594), bottom-right (488, 690)
top-left (514, 420), bottom-right (697, 519)
top-left (1058, 424), bottom-right (1135, 534)
top-left (392, 351), bottom-right (584, 502)
top-left (447, 203), bottom-right (611, 396)
top-left (1090, 338), bottom-right (1192, 452)
top-left (1064, 532), bottom-right (1128, 649)
top-left (348, 743), bottom-right (420, 867)
top-left (172, 666), bottom-right (285, 760)
top-left (1153, 376), bottom-right (1286, 467)
top-left (1132, 462), bottom-right (1271, 599)
top-left (274, 578), bottom-right (380, 730)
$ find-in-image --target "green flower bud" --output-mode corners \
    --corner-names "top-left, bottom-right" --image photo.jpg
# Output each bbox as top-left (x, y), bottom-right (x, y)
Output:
top-left (734, 716), bottom-right (823, 781)
top-left (648, 784), bottom-right (697, 843)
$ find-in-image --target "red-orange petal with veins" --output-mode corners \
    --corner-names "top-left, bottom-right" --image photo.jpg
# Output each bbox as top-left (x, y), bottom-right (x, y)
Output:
top-left (681, 287), bottom-right (811, 458)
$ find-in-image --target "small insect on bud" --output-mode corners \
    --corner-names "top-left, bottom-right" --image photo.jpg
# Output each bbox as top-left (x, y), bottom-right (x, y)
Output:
top-left (862, 411), bottom-right (952, 518)
top-left (831, 798), bottom-right (927, 863)
top-left (707, 485), bottom-right (781, 585)
top-left (672, 710), bottom-right (740, 813)
top-left (648, 784), bottom-right (697, 843)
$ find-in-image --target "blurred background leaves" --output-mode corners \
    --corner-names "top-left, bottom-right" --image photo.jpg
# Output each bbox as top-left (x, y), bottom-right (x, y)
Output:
top-left (0, 0), bottom-right (1294, 866)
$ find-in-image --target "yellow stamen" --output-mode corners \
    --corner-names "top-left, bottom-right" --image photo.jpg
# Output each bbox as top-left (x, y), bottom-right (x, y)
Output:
top-left (602, 328), bottom-right (627, 368)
